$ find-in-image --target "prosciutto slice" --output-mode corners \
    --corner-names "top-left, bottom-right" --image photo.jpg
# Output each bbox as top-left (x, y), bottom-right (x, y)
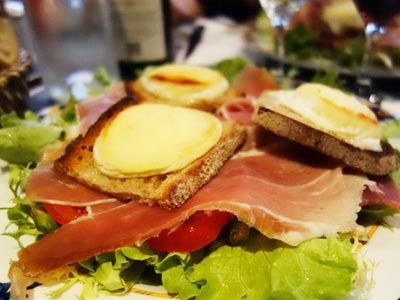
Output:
top-left (78, 82), bottom-right (126, 134)
top-left (217, 97), bottom-right (256, 125)
top-left (24, 83), bottom-right (126, 206)
top-left (25, 164), bottom-right (115, 206)
top-left (231, 65), bottom-right (280, 97)
top-left (16, 136), bottom-right (369, 277)
top-left (362, 176), bottom-right (400, 209)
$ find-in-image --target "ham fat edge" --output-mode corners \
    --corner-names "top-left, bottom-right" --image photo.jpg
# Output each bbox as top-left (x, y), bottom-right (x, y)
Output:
top-left (8, 81), bottom-right (399, 298)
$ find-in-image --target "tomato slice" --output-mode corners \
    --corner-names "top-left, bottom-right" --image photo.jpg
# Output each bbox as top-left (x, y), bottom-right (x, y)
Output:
top-left (42, 203), bottom-right (87, 225)
top-left (146, 211), bottom-right (234, 253)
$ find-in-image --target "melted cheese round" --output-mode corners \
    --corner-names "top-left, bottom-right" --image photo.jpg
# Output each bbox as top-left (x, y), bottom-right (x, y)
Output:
top-left (139, 64), bottom-right (229, 107)
top-left (322, 0), bottom-right (364, 35)
top-left (93, 103), bottom-right (222, 178)
top-left (257, 83), bottom-right (382, 151)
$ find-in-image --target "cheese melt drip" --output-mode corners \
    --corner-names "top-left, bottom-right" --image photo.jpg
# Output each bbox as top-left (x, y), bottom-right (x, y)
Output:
top-left (257, 83), bottom-right (382, 152)
top-left (93, 103), bottom-right (222, 178)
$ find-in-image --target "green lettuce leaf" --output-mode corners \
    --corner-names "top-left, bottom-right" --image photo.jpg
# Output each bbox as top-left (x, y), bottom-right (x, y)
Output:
top-left (382, 120), bottom-right (400, 142)
top-left (87, 67), bottom-right (114, 96)
top-left (283, 24), bottom-right (364, 69)
top-left (311, 71), bottom-right (346, 90)
top-left (38, 233), bottom-right (358, 300)
top-left (381, 120), bottom-right (400, 187)
top-left (74, 245), bottom-right (163, 297)
top-left (0, 125), bottom-right (61, 165)
top-left (161, 232), bottom-right (357, 300)
top-left (213, 57), bottom-right (249, 83)
top-left (358, 204), bottom-right (400, 226)
top-left (0, 97), bottom-right (79, 165)
top-left (2, 164), bottom-right (59, 247)
top-left (332, 36), bottom-right (364, 68)
top-left (284, 25), bottom-right (322, 61)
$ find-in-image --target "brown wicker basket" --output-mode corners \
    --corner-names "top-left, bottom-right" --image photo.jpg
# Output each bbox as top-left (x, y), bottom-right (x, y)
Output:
top-left (0, 50), bottom-right (31, 116)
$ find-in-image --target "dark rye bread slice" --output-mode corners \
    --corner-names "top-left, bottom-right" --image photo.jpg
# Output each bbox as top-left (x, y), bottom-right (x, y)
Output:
top-left (55, 97), bottom-right (246, 209)
top-left (253, 107), bottom-right (398, 176)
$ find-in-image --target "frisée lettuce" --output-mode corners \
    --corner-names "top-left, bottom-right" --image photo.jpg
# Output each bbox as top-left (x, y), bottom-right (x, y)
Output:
top-left (2, 164), bottom-right (59, 248)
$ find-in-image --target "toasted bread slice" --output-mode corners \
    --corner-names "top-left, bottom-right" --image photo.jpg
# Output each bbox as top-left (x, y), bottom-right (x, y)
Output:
top-left (55, 97), bottom-right (246, 209)
top-left (253, 107), bottom-right (397, 176)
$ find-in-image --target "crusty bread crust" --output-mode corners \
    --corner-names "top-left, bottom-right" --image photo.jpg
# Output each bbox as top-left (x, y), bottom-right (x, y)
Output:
top-left (55, 97), bottom-right (246, 209)
top-left (253, 107), bottom-right (398, 176)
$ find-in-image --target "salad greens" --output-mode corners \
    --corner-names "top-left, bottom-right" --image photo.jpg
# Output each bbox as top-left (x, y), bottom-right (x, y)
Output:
top-left (0, 96), bottom-right (78, 166)
top-left (358, 204), bottom-right (400, 226)
top-left (283, 24), bottom-right (365, 69)
top-left (256, 13), bottom-right (366, 70)
top-left (162, 233), bottom-right (357, 300)
top-left (353, 120), bottom-right (400, 225)
top-left (382, 120), bottom-right (400, 143)
top-left (213, 57), bottom-right (249, 84)
top-left (311, 71), bottom-right (347, 90)
top-left (0, 112), bottom-right (62, 165)
top-left (382, 120), bottom-right (400, 187)
top-left (93, 67), bottom-right (113, 87)
top-left (2, 164), bottom-right (58, 248)
top-left (86, 67), bottom-right (114, 96)
top-left (284, 25), bottom-right (321, 61)
top-left (1, 97), bottom-right (79, 246)
top-left (49, 232), bottom-right (358, 300)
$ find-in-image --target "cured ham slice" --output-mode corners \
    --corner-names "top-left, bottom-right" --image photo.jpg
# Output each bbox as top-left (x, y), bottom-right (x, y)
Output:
top-left (25, 83), bottom-right (126, 206)
top-left (15, 136), bottom-right (369, 277)
top-left (362, 176), bottom-right (400, 209)
top-left (27, 141), bottom-right (115, 206)
top-left (25, 164), bottom-right (115, 206)
top-left (78, 82), bottom-right (126, 134)
top-left (232, 66), bottom-right (280, 97)
top-left (217, 97), bottom-right (256, 125)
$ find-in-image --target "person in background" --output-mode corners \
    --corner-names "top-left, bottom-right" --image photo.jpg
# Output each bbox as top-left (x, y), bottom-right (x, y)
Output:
top-left (170, 0), bottom-right (261, 24)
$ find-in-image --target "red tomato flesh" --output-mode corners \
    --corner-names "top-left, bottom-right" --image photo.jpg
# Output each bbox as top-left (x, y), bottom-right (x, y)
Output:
top-left (146, 210), bottom-right (234, 253)
top-left (42, 203), bottom-right (87, 225)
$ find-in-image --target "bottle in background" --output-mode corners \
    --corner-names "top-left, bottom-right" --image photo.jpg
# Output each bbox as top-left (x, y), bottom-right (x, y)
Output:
top-left (110, 0), bottom-right (172, 80)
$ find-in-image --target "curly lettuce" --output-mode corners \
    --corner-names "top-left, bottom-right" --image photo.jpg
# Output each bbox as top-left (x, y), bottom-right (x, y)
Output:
top-left (2, 164), bottom-right (58, 247)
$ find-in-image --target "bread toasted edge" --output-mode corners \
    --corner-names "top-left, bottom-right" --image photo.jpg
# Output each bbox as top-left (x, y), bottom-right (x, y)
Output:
top-left (55, 97), bottom-right (246, 209)
top-left (253, 107), bottom-right (398, 176)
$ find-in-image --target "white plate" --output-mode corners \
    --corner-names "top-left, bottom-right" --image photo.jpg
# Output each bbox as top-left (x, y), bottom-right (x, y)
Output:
top-left (1, 167), bottom-right (400, 299)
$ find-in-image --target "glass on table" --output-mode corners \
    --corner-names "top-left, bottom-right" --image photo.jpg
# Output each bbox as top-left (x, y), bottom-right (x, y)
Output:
top-left (259, 0), bottom-right (307, 77)
top-left (352, 0), bottom-right (400, 101)
top-left (23, 0), bottom-right (118, 104)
